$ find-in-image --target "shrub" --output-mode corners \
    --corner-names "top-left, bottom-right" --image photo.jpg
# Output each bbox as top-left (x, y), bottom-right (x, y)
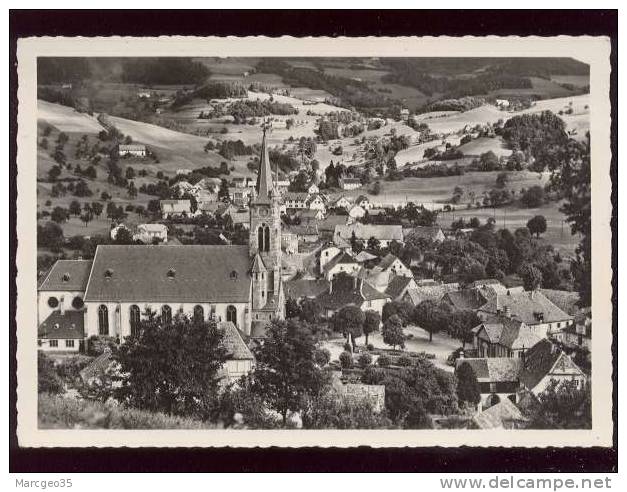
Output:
top-left (87, 336), bottom-right (117, 356)
top-left (38, 352), bottom-right (64, 395)
top-left (339, 351), bottom-right (354, 369)
top-left (397, 355), bottom-right (413, 367)
top-left (357, 353), bottom-right (373, 368)
top-left (377, 355), bottom-right (391, 367)
top-left (366, 343), bottom-right (374, 351)
top-left (314, 348), bottom-right (331, 366)
top-left (343, 342), bottom-right (352, 352)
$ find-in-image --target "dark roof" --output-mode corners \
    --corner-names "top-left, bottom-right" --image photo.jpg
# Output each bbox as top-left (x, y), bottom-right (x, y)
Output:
top-left (479, 290), bottom-right (573, 325)
top-left (519, 339), bottom-right (561, 390)
top-left (39, 260), bottom-right (93, 291)
top-left (456, 357), bottom-right (522, 383)
top-left (318, 214), bottom-right (348, 232)
top-left (539, 289), bottom-right (581, 316)
top-left (254, 129), bottom-right (275, 204)
top-left (285, 278), bottom-right (330, 299)
top-left (472, 399), bottom-right (527, 429)
top-left (474, 315), bottom-right (541, 350)
top-left (323, 251), bottom-right (358, 274)
top-left (405, 226), bottom-right (444, 241)
top-left (84, 245), bottom-right (251, 303)
top-left (316, 279), bottom-right (389, 310)
top-left (444, 289), bottom-right (488, 311)
top-left (38, 311), bottom-right (85, 339)
top-left (219, 321), bottom-right (254, 360)
top-left (385, 275), bottom-right (413, 299)
top-left (378, 253), bottom-right (407, 271)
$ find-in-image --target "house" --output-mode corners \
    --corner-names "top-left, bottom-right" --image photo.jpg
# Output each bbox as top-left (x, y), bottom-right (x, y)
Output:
top-left (285, 278), bottom-right (330, 301)
top-left (317, 214), bottom-right (348, 237)
top-left (354, 250), bottom-right (378, 264)
top-left (176, 168), bottom-right (192, 176)
top-left (455, 357), bottom-right (522, 408)
top-left (196, 201), bottom-right (223, 216)
top-left (334, 223), bottom-right (404, 249)
top-left (305, 194), bottom-right (327, 214)
top-left (228, 186), bottom-right (254, 206)
top-left (284, 224), bottom-right (319, 243)
top-left (38, 309), bottom-right (85, 352)
top-left (298, 208), bottom-right (325, 221)
top-left (322, 251), bottom-right (360, 281)
top-left (404, 226), bottom-right (446, 243)
top-left (477, 290), bottom-right (574, 339)
top-left (160, 199), bottom-right (192, 219)
top-left (135, 223), bottom-right (168, 244)
top-left (316, 276), bottom-right (390, 318)
top-left (358, 254), bottom-right (412, 292)
top-left (377, 253), bottom-right (413, 278)
top-left (539, 288), bottom-right (581, 316)
top-left (329, 195), bottom-right (353, 210)
top-left (284, 192), bottom-right (309, 210)
top-left (281, 231), bottom-right (299, 254)
top-left (471, 315), bottom-right (542, 358)
top-left (401, 281), bottom-right (460, 306)
top-left (225, 208), bottom-right (250, 229)
top-left (339, 177), bottom-right (361, 191)
top-left (118, 144), bottom-right (146, 158)
top-left (217, 321), bottom-right (255, 381)
top-left (38, 260), bottom-right (92, 325)
top-left (399, 108), bottom-right (410, 121)
top-left (442, 288), bottom-right (490, 311)
top-left (319, 245), bottom-right (345, 271)
top-left (194, 177), bottom-right (222, 194)
top-left (518, 338), bottom-right (587, 395)
top-left (561, 311), bottom-right (591, 350)
top-left (232, 177), bottom-right (250, 188)
top-left (170, 180), bottom-right (194, 198)
top-left (471, 398), bottom-right (528, 429)
top-left (385, 275), bottom-right (419, 302)
top-left (307, 183), bottom-right (320, 194)
top-left (348, 205), bottom-right (366, 220)
top-left (495, 99), bottom-right (510, 108)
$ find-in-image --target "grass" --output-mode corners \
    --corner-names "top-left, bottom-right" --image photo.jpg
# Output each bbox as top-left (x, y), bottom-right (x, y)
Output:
top-left (457, 136), bottom-right (512, 158)
top-left (38, 393), bottom-right (216, 429)
top-left (38, 100), bottom-right (104, 133)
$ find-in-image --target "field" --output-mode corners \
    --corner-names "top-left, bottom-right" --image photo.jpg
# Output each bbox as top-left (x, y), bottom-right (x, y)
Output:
top-left (456, 136), bottom-right (512, 158)
top-left (440, 201), bottom-right (579, 256)
top-left (488, 76), bottom-right (575, 99)
top-left (38, 100), bottom-right (105, 133)
top-left (550, 74), bottom-right (590, 88)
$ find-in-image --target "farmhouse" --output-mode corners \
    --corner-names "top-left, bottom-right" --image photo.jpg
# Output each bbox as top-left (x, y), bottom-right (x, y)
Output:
top-left (405, 226), bottom-right (446, 243)
top-left (284, 278), bottom-right (330, 302)
top-left (118, 144), bottom-right (146, 158)
top-left (284, 192), bottom-right (309, 210)
top-left (456, 357), bottom-right (522, 408)
top-left (160, 199), bottom-right (192, 219)
top-left (329, 195), bottom-right (353, 210)
top-left (471, 315), bottom-right (542, 358)
top-left (339, 177), bottom-right (362, 191)
top-left (135, 223), bottom-right (168, 244)
top-left (477, 290), bottom-right (574, 339)
top-left (322, 251), bottom-right (360, 281)
top-left (334, 223), bottom-right (404, 249)
top-left (385, 275), bottom-right (419, 302)
top-left (38, 129), bottom-right (286, 342)
top-left (38, 310), bottom-right (85, 352)
top-left (316, 276), bottom-right (390, 318)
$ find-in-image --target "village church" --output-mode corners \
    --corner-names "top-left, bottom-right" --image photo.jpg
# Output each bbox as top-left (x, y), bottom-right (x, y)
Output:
top-left (37, 129), bottom-right (285, 350)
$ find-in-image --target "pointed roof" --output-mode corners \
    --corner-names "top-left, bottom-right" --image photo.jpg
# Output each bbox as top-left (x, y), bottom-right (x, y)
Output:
top-left (255, 127), bottom-right (275, 203)
top-left (251, 253), bottom-right (267, 273)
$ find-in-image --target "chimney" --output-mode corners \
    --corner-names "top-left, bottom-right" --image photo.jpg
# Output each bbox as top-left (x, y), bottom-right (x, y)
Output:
top-left (59, 296), bottom-right (65, 315)
top-left (459, 349), bottom-right (465, 359)
top-left (503, 306), bottom-right (511, 318)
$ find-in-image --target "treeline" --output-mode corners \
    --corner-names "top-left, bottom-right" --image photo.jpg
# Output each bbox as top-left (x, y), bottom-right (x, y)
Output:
top-left (423, 96), bottom-right (486, 113)
top-left (120, 58), bottom-right (210, 86)
top-left (228, 99), bottom-right (298, 119)
top-left (256, 58), bottom-right (390, 109)
top-left (172, 81), bottom-right (248, 109)
top-left (37, 58), bottom-right (91, 84)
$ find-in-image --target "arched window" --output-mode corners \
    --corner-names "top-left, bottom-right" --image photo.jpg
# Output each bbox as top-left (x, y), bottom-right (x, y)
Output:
top-left (226, 305), bottom-right (237, 325)
top-left (161, 305), bottom-right (172, 325)
top-left (98, 305), bottom-right (109, 335)
top-left (258, 225), bottom-right (264, 252)
top-left (263, 225), bottom-right (270, 252)
top-left (193, 305), bottom-right (204, 322)
top-left (129, 305), bottom-right (141, 336)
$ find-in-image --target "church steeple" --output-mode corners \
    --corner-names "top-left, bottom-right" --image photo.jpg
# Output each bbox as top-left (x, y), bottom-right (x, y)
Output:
top-left (255, 124), bottom-right (274, 203)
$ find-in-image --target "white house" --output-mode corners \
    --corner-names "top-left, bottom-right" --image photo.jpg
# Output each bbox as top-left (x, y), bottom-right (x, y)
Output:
top-left (322, 251), bottom-right (360, 281)
top-left (319, 245), bottom-right (345, 271)
top-left (348, 205), bottom-right (366, 220)
top-left (354, 195), bottom-right (372, 210)
top-left (330, 195), bottom-right (353, 210)
top-left (283, 192), bottom-right (309, 210)
top-left (316, 277), bottom-right (390, 318)
top-left (135, 223), bottom-right (168, 244)
top-left (495, 99), bottom-right (510, 108)
top-left (305, 194), bottom-right (327, 214)
top-left (339, 177), bottom-right (361, 191)
top-left (307, 183), bottom-right (320, 194)
top-left (118, 144), bottom-right (146, 158)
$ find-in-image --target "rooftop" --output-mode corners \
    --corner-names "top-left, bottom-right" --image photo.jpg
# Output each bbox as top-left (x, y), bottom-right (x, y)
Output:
top-left (479, 290), bottom-right (573, 325)
top-left (84, 245), bottom-right (251, 303)
top-left (39, 260), bottom-right (93, 292)
top-left (218, 321), bottom-right (254, 360)
top-left (334, 223), bottom-right (403, 242)
top-left (472, 398), bottom-right (528, 429)
top-left (38, 311), bottom-right (85, 339)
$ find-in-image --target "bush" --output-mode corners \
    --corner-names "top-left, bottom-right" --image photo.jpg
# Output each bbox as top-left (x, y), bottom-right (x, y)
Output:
top-left (397, 355), bottom-right (413, 367)
top-left (38, 352), bottom-right (64, 395)
top-left (343, 342), bottom-right (352, 352)
top-left (339, 351), bottom-right (354, 369)
top-left (357, 353), bottom-right (373, 368)
top-left (366, 343), bottom-right (374, 351)
top-left (377, 355), bottom-right (391, 367)
top-left (87, 336), bottom-right (117, 356)
top-left (314, 348), bottom-right (331, 366)
top-left (38, 394), bottom-right (216, 429)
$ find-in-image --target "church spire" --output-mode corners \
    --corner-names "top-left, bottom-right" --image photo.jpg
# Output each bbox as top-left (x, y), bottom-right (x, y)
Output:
top-left (255, 123), bottom-right (274, 203)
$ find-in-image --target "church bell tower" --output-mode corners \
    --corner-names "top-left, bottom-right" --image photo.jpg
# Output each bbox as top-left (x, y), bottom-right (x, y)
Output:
top-left (249, 125), bottom-right (283, 318)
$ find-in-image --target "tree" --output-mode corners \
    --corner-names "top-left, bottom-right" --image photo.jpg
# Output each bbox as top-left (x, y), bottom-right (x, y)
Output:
top-left (218, 178), bottom-right (230, 202)
top-left (363, 310), bottom-right (381, 346)
top-left (382, 314), bottom-right (405, 350)
top-left (518, 263), bottom-right (543, 291)
top-left (125, 167), bottom-right (136, 180)
top-left (147, 199), bottom-right (161, 216)
top-left (47, 165), bottom-right (62, 182)
top-left (382, 301), bottom-right (413, 325)
top-left (520, 185), bottom-right (545, 208)
top-left (127, 181), bottom-right (138, 199)
top-left (80, 212), bottom-right (93, 227)
top-left (101, 191), bottom-right (112, 201)
top-left (367, 236), bottom-right (381, 254)
top-left (113, 227), bottom-right (135, 245)
top-left (412, 300), bottom-right (444, 342)
top-left (526, 380), bottom-right (591, 429)
top-left (69, 200), bottom-right (82, 216)
top-left (91, 201), bottom-right (103, 217)
top-left (527, 215), bottom-right (547, 238)
top-left (38, 221), bottom-right (65, 251)
top-left (299, 298), bottom-right (321, 324)
top-left (50, 206), bottom-right (69, 224)
top-left (114, 311), bottom-right (228, 419)
top-left (334, 305), bottom-right (365, 350)
top-left (456, 362), bottom-right (481, 407)
top-left (495, 171), bottom-right (509, 188)
top-left (251, 319), bottom-right (325, 426)
top-left (38, 352), bottom-right (64, 394)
